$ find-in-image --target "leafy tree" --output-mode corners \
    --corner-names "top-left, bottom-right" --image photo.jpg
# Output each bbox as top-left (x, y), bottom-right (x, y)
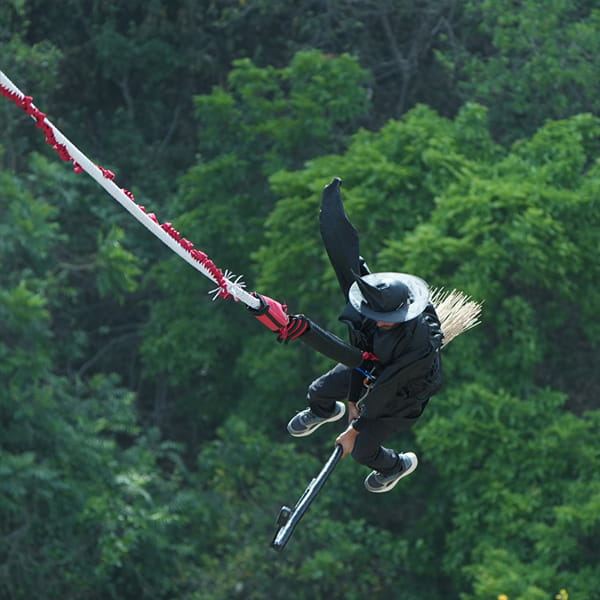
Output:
top-left (0, 151), bottom-right (145, 379)
top-left (4, 5), bottom-right (600, 597)
top-left (0, 0), bottom-right (463, 186)
top-left (0, 1), bottom-right (62, 171)
top-left (161, 0), bottom-right (462, 122)
top-left (13, 0), bottom-right (218, 197)
top-left (436, 0), bottom-right (600, 142)
top-left (418, 384), bottom-right (600, 600)
top-left (0, 157), bottom-right (215, 600)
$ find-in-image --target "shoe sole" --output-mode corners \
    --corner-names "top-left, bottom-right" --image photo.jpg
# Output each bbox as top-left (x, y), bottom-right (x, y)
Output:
top-left (364, 452), bottom-right (418, 493)
top-left (287, 402), bottom-right (346, 437)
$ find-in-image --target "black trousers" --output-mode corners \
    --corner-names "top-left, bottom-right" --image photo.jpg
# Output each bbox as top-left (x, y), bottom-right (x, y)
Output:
top-left (307, 363), bottom-right (411, 475)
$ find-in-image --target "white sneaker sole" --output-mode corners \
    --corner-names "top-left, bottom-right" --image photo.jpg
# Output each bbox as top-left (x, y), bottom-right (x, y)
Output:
top-left (287, 402), bottom-right (346, 437)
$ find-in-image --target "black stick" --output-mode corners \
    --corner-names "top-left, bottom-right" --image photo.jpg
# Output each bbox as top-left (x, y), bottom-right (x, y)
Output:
top-left (271, 445), bottom-right (343, 552)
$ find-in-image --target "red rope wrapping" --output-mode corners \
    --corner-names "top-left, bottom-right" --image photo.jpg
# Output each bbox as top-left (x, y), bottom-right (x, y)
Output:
top-left (0, 83), bottom-right (232, 299)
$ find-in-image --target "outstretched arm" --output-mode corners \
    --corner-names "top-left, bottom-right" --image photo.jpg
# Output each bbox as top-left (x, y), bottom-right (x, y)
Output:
top-left (247, 293), bottom-right (378, 368)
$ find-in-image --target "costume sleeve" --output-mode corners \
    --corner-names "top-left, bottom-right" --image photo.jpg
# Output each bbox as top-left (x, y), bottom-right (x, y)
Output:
top-left (319, 178), bottom-right (361, 300)
top-left (298, 317), bottom-right (364, 367)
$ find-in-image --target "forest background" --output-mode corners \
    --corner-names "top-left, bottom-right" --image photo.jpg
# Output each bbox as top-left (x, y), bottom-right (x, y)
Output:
top-left (1, 1), bottom-right (599, 599)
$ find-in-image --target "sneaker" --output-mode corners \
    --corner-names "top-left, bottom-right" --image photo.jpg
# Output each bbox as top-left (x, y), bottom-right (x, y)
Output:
top-left (364, 452), bottom-right (418, 493)
top-left (287, 402), bottom-right (346, 437)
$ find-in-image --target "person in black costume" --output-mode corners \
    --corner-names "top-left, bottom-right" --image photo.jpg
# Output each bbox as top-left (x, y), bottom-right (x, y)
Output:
top-left (252, 178), bottom-right (444, 493)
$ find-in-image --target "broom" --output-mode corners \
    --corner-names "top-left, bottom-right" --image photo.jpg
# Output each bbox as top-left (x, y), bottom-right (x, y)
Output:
top-left (430, 287), bottom-right (483, 346)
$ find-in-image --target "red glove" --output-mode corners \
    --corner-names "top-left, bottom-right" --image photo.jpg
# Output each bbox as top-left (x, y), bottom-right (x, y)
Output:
top-left (248, 293), bottom-right (290, 332)
top-left (278, 314), bottom-right (309, 343)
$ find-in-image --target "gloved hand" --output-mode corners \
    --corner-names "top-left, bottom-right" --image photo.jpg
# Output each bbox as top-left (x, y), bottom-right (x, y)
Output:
top-left (248, 293), bottom-right (289, 332)
top-left (277, 314), bottom-right (309, 343)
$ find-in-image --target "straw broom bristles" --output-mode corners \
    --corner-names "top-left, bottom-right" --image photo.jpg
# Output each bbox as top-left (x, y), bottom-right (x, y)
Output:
top-left (430, 287), bottom-right (483, 346)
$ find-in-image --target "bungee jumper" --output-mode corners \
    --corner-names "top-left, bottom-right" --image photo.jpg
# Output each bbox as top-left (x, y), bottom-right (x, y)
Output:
top-left (262, 178), bottom-right (480, 550)
top-left (251, 178), bottom-right (445, 493)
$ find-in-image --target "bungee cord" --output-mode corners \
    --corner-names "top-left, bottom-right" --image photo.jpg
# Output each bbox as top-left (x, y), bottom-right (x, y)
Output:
top-left (0, 69), bottom-right (261, 310)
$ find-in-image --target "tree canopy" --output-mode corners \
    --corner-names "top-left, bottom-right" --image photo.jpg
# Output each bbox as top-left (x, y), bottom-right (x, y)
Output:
top-left (1, 1), bottom-right (599, 599)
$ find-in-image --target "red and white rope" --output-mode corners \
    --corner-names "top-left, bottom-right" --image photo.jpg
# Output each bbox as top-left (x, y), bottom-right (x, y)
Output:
top-left (0, 70), bottom-right (260, 309)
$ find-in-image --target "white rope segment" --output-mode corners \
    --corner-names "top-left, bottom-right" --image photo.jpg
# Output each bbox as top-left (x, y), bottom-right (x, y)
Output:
top-left (0, 69), bottom-right (260, 309)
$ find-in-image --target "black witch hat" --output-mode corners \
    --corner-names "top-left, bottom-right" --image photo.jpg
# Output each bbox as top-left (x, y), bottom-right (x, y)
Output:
top-left (349, 272), bottom-right (430, 323)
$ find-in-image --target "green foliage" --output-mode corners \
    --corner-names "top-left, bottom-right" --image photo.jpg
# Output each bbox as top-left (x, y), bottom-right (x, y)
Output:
top-left (0, 3), bottom-right (62, 171)
top-left (418, 384), bottom-right (600, 600)
top-left (3, 6), bottom-right (600, 598)
top-left (0, 370), bottom-right (202, 600)
top-left (254, 102), bottom-right (498, 324)
top-left (0, 165), bottom-right (201, 597)
top-left (0, 168), bottom-right (61, 275)
top-left (95, 226), bottom-right (142, 301)
top-left (437, 1), bottom-right (600, 142)
top-left (183, 50), bottom-right (370, 253)
top-left (200, 50), bottom-right (370, 171)
top-left (0, 153), bottom-right (147, 377)
top-left (0, 156), bottom-right (196, 599)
